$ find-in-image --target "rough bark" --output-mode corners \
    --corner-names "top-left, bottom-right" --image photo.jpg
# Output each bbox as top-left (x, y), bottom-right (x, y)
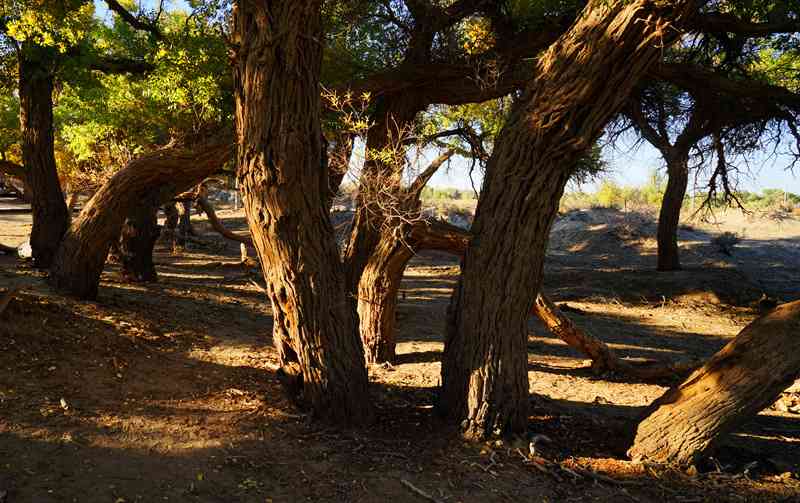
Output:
top-left (232, 0), bottom-right (372, 425)
top-left (629, 300), bottom-right (800, 466)
top-left (438, 0), bottom-right (698, 440)
top-left (19, 47), bottom-right (69, 268)
top-left (657, 157), bottom-right (690, 271)
top-left (50, 140), bottom-right (232, 299)
top-left (118, 192), bottom-right (161, 282)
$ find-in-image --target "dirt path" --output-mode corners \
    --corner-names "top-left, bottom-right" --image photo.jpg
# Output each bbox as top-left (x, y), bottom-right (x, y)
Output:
top-left (1, 207), bottom-right (799, 502)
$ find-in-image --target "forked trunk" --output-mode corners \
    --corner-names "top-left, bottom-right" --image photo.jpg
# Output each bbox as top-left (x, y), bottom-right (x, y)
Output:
top-left (232, 0), bottom-right (371, 425)
top-left (19, 47), bottom-right (69, 268)
top-left (438, 0), bottom-right (697, 439)
top-left (629, 300), bottom-right (800, 466)
top-left (657, 157), bottom-right (689, 271)
top-left (119, 193), bottom-right (161, 282)
top-left (342, 96), bottom-right (422, 294)
top-left (50, 141), bottom-right (232, 299)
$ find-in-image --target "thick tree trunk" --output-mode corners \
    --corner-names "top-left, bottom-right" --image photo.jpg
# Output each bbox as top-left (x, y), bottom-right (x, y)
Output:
top-left (657, 157), bottom-right (689, 271)
top-left (232, 0), bottom-right (372, 425)
top-left (50, 140), bottom-right (232, 299)
top-left (438, 0), bottom-right (697, 439)
top-left (118, 193), bottom-right (161, 282)
top-left (629, 300), bottom-right (800, 466)
top-left (19, 47), bottom-right (69, 268)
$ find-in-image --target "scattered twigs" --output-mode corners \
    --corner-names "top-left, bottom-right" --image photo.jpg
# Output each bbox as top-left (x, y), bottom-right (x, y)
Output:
top-left (400, 479), bottom-right (444, 503)
top-left (0, 285), bottom-right (20, 316)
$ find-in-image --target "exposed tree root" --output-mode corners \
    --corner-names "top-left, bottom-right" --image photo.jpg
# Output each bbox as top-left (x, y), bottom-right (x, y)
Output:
top-left (532, 293), bottom-right (698, 380)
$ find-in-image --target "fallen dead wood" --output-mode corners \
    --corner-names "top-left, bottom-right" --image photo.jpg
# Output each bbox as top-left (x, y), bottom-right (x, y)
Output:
top-left (532, 293), bottom-right (698, 380)
top-left (195, 195), bottom-right (253, 245)
top-left (0, 243), bottom-right (16, 255)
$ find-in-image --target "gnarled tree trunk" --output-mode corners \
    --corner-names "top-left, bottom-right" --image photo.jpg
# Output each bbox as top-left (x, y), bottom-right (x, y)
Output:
top-left (118, 192), bottom-right (161, 282)
top-left (19, 47), bottom-right (69, 268)
top-left (50, 140), bottom-right (232, 299)
top-left (438, 0), bottom-right (697, 440)
top-left (232, 0), bottom-right (371, 425)
top-left (657, 156), bottom-right (689, 271)
top-left (629, 300), bottom-right (800, 466)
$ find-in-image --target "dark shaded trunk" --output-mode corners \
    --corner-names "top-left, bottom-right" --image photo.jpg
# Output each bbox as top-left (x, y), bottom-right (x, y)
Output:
top-left (629, 300), bottom-right (800, 467)
top-left (119, 193), bottom-right (161, 282)
top-left (50, 140), bottom-right (232, 299)
top-left (19, 46), bottom-right (69, 268)
top-left (161, 202), bottom-right (179, 247)
top-left (438, 0), bottom-right (697, 440)
top-left (177, 199), bottom-right (195, 246)
top-left (657, 156), bottom-right (689, 271)
top-left (232, 0), bottom-right (372, 425)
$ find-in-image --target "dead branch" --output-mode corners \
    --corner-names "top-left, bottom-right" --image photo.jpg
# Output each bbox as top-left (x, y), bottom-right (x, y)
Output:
top-left (195, 195), bottom-right (253, 245)
top-left (0, 243), bottom-right (16, 255)
top-left (532, 294), bottom-right (698, 380)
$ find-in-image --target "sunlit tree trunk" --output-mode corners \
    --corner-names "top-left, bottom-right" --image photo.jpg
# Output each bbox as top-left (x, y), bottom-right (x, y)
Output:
top-left (19, 46), bottom-right (69, 268)
top-left (438, 0), bottom-right (698, 440)
top-left (232, 0), bottom-right (372, 425)
top-left (629, 300), bottom-right (800, 466)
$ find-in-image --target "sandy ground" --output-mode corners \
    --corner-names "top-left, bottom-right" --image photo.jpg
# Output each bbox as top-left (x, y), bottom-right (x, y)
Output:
top-left (1, 203), bottom-right (800, 502)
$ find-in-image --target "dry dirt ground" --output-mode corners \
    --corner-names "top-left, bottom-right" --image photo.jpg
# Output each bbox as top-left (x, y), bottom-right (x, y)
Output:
top-left (1, 204), bottom-right (800, 502)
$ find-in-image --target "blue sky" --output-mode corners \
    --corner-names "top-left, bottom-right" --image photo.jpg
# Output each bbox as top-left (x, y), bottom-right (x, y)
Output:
top-left (428, 139), bottom-right (800, 194)
top-left (93, 1), bottom-right (800, 195)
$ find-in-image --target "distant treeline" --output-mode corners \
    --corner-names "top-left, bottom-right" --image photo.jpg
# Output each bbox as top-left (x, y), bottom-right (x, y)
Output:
top-left (562, 177), bottom-right (800, 212)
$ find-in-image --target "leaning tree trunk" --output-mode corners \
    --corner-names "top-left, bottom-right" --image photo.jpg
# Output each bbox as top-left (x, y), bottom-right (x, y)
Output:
top-left (118, 192), bottom-right (161, 282)
top-left (50, 140), bottom-right (232, 299)
top-left (19, 46), bottom-right (69, 268)
top-left (232, 0), bottom-right (371, 425)
top-left (657, 156), bottom-right (689, 271)
top-left (629, 300), bottom-right (800, 466)
top-left (438, 0), bottom-right (697, 440)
